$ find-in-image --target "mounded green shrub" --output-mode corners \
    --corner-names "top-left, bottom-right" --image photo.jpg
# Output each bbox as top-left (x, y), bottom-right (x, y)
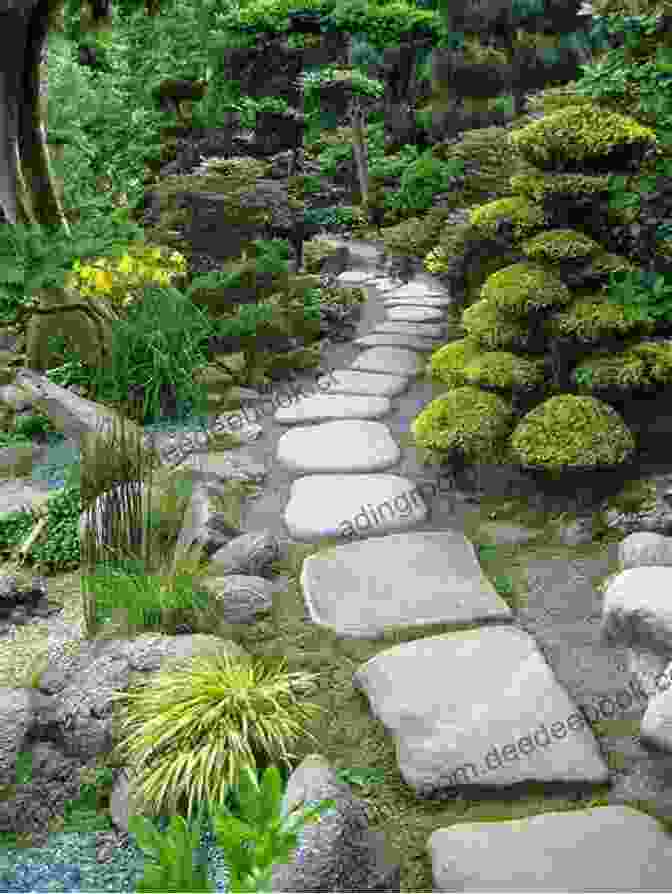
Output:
top-left (509, 394), bottom-right (636, 472)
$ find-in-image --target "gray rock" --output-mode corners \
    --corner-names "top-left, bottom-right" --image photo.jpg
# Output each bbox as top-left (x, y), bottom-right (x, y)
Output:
top-left (207, 530), bottom-right (280, 577)
top-left (619, 532), bottom-right (672, 569)
top-left (198, 574), bottom-right (275, 624)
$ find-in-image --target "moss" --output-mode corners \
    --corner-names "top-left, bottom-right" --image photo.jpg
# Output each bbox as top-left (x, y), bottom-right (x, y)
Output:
top-left (429, 338), bottom-right (547, 392)
top-left (509, 171), bottom-right (613, 205)
top-left (428, 338), bottom-right (485, 386)
top-left (302, 236), bottom-right (345, 274)
top-left (468, 197), bottom-right (547, 242)
top-left (508, 104), bottom-right (659, 171)
top-left (480, 263), bottom-right (572, 318)
top-left (570, 339), bottom-right (672, 392)
top-left (520, 229), bottom-right (603, 264)
top-left (581, 251), bottom-right (639, 282)
top-left (430, 126), bottom-right (539, 210)
top-left (411, 385), bottom-right (516, 463)
top-left (510, 394), bottom-right (636, 472)
top-left (462, 298), bottom-right (542, 352)
top-left (524, 83), bottom-right (600, 115)
top-left (545, 289), bottom-right (657, 345)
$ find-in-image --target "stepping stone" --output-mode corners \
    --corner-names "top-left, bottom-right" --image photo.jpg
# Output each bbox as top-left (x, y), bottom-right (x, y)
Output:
top-left (384, 282), bottom-right (446, 299)
top-left (277, 419), bottom-right (400, 473)
top-left (370, 277), bottom-right (405, 292)
top-left (383, 296), bottom-right (452, 308)
top-left (335, 270), bottom-right (378, 284)
top-left (315, 369), bottom-right (409, 397)
top-left (274, 393), bottom-right (392, 424)
top-left (374, 321), bottom-right (446, 338)
top-left (429, 806), bottom-right (672, 892)
top-left (385, 306), bottom-right (445, 323)
top-left (284, 474), bottom-right (428, 541)
top-left (350, 347), bottom-right (425, 377)
top-left (301, 531), bottom-right (513, 638)
top-left (355, 334), bottom-right (441, 351)
top-left (354, 625), bottom-right (609, 797)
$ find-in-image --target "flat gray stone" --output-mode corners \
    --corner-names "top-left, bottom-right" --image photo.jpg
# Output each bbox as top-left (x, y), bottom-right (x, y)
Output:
top-left (641, 683), bottom-right (672, 752)
top-left (384, 282), bottom-right (446, 299)
top-left (429, 806), bottom-right (672, 892)
top-left (370, 276), bottom-right (405, 292)
top-left (383, 296), bottom-right (452, 308)
top-left (354, 625), bottom-right (609, 796)
top-left (301, 531), bottom-right (513, 638)
top-left (274, 393), bottom-right (392, 424)
top-left (354, 333), bottom-right (441, 351)
top-left (335, 270), bottom-right (378, 284)
top-left (350, 347), bottom-right (425, 377)
top-left (284, 474), bottom-right (428, 542)
top-left (374, 321), bottom-right (446, 338)
top-left (385, 306), bottom-right (445, 323)
top-left (276, 419), bottom-right (400, 473)
top-left (315, 369), bottom-right (409, 397)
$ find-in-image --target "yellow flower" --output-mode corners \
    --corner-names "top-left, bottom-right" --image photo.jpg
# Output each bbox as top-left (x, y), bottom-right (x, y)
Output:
top-left (93, 269), bottom-right (114, 293)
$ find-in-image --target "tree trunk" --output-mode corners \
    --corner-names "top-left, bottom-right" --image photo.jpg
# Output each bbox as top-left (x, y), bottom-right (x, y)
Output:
top-left (0, 0), bottom-right (71, 234)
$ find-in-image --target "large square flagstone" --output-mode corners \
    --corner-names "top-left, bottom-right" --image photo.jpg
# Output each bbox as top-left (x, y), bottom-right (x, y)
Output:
top-left (350, 347), bottom-right (425, 377)
top-left (301, 531), bottom-right (513, 638)
top-left (429, 806), bottom-right (672, 892)
top-left (385, 306), bottom-right (445, 323)
top-left (274, 393), bottom-right (392, 424)
top-left (284, 474), bottom-right (428, 541)
top-left (315, 369), bottom-right (409, 397)
top-left (276, 419), bottom-right (400, 473)
top-left (353, 625), bottom-right (609, 796)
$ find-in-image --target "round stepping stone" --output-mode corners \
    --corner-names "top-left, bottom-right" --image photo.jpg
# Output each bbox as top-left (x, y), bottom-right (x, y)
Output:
top-left (284, 473), bottom-right (428, 541)
top-left (316, 369), bottom-right (409, 397)
top-left (335, 270), bottom-right (378, 284)
top-left (384, 282), bottom-right (446, 299)
top-left (277, 419), bottom-right (400, 473)
top-left (274, 393), bottom-right (392, 424)
top-left (385, 306), bottom-right (445, 323)
top-left (350, 347), bottom-right (425, 376)
top-left (383, 296), bottom-right (452, 308)
top-left (375, 321), bottom-right (445, 338)
top-left (301, 531), bottom-right (513, 637)
top-left (355, 333), bottom-right (440, 350)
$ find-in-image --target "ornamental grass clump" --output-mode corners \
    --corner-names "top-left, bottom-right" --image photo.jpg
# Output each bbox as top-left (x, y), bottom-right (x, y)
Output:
top-left (107, 650), bottom-right (328, 827)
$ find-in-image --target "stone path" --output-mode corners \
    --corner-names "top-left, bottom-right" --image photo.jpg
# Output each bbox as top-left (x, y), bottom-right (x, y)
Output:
top-left (236, 243), bottom-right (672, 889)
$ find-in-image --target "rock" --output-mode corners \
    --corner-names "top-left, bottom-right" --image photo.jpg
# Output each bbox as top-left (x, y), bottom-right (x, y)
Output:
top-left (276, 419), bottom-right (401, 474)
top-left (385, 306), bottom-right (445, 323)
top-left (271, 753), bottom-right (401, 892)
top-left (208, 531), bottom-right (280, 577)
top-left (350, 347), bottom-right (426, 377)
top-left (0, 572), bottom-right (60, 638)
top-left (197, 574), bottom-right (275, 625)
top-left (428, 805), bottom-right (672, 891)
top-left (618, 532), bottom-right (672, 569)
top-left (601, 566), bottom-right (672, 656)
top-left (354, 625), bottom-right (609, 797)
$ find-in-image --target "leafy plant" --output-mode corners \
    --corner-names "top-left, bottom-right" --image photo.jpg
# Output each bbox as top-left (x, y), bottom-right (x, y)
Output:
top-left (129, 764), bottom-right (337, 894)
top-left (106, 649), bottom-right (328, 826)
top-left (605, 267), bottom-right (672, 323)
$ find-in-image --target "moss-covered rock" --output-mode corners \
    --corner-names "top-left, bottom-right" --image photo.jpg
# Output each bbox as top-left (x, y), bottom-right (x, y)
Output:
top-left (545, 289), bottom-right (657, 345)
top-left (510, 394), bottom-right (636, 472)
top-left (480, 262), bottom-right (573, 317)
top-left (429, 338), bottom-right (547, 392)
top-left (468, 197), bottom-right (547, 241)
top-left (579, 251), bottom-right (639, 283)
top-left (570, 339), bottom-right (672, 393)
top-left (508, 104), bottom-right (659, 172)
top-left (462, 298), bottom-right (544, 352)
top-left (520, 228), bottom-right (603, 264)
top-left (411, 385), bottom-right (516, 463)
top-left (524, 83), bottom-right (600, 115)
